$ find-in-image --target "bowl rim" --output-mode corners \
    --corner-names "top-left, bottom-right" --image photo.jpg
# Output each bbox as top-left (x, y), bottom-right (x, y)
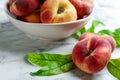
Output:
top-left (4, 2), bottom-right (94, 26)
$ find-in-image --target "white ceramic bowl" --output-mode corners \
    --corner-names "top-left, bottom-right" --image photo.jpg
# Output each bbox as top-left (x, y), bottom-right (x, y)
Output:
top-left (5, 4), bottom-right (93, 41)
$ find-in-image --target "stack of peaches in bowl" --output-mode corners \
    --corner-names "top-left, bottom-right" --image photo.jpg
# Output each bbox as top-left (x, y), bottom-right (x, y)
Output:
top-left (5, 0), bottom-right (94, 41)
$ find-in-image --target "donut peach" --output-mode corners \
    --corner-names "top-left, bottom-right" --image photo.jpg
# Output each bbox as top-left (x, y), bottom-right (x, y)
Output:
top-left (40, 0), bottom-right (77, 23)
top-left (72, 32), bottom-right (116, 74)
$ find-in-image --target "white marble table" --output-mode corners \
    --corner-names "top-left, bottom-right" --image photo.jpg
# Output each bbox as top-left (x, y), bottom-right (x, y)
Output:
top-left (0, 0), bottom-right (120, 80)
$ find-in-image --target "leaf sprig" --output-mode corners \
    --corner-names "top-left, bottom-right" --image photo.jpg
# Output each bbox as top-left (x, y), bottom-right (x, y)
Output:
top-left (107, 58), bottom-right (120, 79)
top-left (73, 20), bottom-right (120, 47)
top-left (27, 53), bottom-right (75, 76)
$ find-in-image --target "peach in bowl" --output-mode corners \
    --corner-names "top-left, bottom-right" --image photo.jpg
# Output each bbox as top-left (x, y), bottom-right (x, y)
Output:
top-left (4, 0), bottom-right (94, 41)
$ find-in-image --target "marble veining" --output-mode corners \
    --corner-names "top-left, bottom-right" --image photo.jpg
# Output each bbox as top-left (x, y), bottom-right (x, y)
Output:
top-left (0, 0), bottom-right (120, 80)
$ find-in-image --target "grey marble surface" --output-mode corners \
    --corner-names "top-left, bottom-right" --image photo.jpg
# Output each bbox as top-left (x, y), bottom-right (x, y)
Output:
top-left (0, 0), bottom-right (120, 80)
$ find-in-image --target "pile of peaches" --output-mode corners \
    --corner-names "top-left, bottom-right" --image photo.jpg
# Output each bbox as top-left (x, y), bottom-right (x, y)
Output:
top-left (7, 0), bottom-right (94, 23)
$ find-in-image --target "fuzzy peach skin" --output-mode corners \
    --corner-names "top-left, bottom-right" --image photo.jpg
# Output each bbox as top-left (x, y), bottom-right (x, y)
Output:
top-left (79, 32), bottom-right (116, 52)
top-left (8, 0), bottom-right (16, 5)
top-left (72, 33), bottom-right (116, 74)
top-left (20, 11), bottom-right (41, 23)
top-left (40, 0), bottom-right (77, 23)
top-left (69, 0), bottom-right (94, 18)
top-left (9, 0), bottom-right (39, 16)
top-left (102, 35), bottom-right (116, 52)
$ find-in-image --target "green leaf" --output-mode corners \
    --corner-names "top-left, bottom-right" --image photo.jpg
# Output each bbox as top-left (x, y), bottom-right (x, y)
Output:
top-left (113, 28), bottom-right (120, 47)
top-left (107, 58), bottom-right (120, 79)
top-left (97, 28), bottom-right (120, 48)
top-left (87, 20), bottom-right (105, 33)
top-left (80, 27), bottom-right (86, 34)
top-left (73, 19), bottom-right (120, 48)
top-left (97, 29), bottom-right (114, 36)
top-left (27, 53), bottom-right (76, 76)
top-left (113, 36), bottom-right (120, 48)
top-left (31, 61), bottom-right (76, 76)
top-left (73, 20), bottom-right (105, 40)
top-left (91, 20), bottom-right (105, 27)
top-left (114, 28), bottom-right (120, 36)
top-left (27, 53), bottom-right (72, 67)
top-left (73, 27), bottom-right (86, 40)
